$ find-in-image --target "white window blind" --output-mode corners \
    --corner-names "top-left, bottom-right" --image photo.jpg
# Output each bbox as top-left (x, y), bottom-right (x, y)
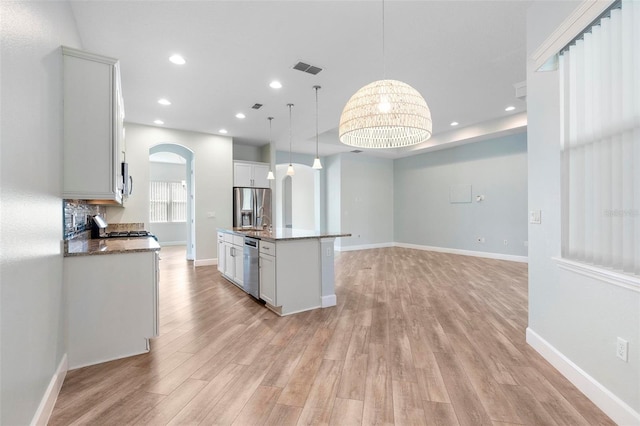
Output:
top-left (559, 0), bottom-right (640, 276)
top-left (150, 181), bottom-right (187, 223)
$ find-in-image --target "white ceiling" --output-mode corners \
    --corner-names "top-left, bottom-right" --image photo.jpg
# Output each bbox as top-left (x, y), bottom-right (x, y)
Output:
top-left (69, 0), bottom-right (533, 159)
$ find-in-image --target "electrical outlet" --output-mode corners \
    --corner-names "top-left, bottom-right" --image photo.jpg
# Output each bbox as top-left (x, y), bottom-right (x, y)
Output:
top-left (617, 337), bottom-right (628, 362)
top-left (503, 239), bottom-right (508, 246)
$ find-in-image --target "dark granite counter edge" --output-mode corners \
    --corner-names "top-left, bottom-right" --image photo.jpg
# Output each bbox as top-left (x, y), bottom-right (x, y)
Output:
top-left (64, 237), bottom-right (161, 257)
top-left (218, 228), bottom-right (351, 242)
top-left (64, 246), bottom-right (160, 257)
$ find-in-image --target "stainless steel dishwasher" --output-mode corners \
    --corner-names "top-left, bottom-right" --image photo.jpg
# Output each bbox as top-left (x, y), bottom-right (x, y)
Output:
top-left (243, 237), bottom-right (260, 298)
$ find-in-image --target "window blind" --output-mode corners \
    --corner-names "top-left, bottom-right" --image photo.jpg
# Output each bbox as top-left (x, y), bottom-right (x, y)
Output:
top-left (150, 181), bottom-right (187, 223)
top-left (559, 0), bottom-right (639, 276)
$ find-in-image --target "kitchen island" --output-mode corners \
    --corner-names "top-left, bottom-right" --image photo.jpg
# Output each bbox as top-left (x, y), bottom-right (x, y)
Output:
top-left (218, 228), bottom-right (350, 316)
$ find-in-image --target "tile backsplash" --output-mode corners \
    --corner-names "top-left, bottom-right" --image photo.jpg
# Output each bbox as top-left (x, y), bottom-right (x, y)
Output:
top-left (64, 200), bottom-right (106, 240)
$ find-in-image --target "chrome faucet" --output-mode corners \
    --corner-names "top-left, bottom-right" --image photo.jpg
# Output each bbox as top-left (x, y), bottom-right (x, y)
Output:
top-left (258, 206), bottom-right (271, 229)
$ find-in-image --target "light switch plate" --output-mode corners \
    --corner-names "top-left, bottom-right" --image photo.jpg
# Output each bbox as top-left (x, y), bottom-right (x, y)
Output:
top-left (529, 210), bottom-right (542, 224)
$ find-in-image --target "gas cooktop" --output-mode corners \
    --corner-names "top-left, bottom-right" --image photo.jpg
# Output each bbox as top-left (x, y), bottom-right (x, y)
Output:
top-left (106, 230), bottom-right (152, 238)
top-left (104, 230), bottom-right (155, 238)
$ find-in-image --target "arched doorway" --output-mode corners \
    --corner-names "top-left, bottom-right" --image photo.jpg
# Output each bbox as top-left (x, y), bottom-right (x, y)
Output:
top-left (275, 163), bottom-right (320, 231)
top-left (149, 144), bottom-right (195, 260)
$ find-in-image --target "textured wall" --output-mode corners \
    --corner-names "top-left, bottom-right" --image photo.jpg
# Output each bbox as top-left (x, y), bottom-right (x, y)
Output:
top-left (0, 2), bottom-right (82, 424)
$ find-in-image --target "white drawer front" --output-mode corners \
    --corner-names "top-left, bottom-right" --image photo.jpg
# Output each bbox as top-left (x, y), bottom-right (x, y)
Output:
top-left (259, 241), bottom-right (275, 256)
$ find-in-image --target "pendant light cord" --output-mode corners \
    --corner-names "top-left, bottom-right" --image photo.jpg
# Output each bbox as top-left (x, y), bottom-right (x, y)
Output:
top-left (314, 86), bottom-right (320, 158)
top-left (287, 104), bottom-right (293, 165)
top-left (382, 0), bottom-right (386, 79)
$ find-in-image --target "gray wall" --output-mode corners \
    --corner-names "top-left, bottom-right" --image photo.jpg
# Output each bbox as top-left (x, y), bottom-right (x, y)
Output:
top-left (340, 154), bottom-right (394, 248)
top-left (394, 133), bottom-right (528, 257)
top-left (323, 153), bottom-right (394, 249)
top-left (527, 1), bottom-right (640, 417)
top-left (149, 162), bottom-right (185, 182)
top-left (233, 143), bottom-right (263, 162)
top-left (325, 154), bottom-right (341, 236)
top-left (0, 2), bottom-right (81, 424)
top-left (148, 162), bottom-right (187, 244)
top-left (106, 123), bottom-right (233, 263)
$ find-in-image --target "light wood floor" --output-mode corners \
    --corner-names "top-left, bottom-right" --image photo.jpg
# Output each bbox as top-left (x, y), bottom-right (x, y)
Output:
top-left (50, 246), bottom-right (614, 425)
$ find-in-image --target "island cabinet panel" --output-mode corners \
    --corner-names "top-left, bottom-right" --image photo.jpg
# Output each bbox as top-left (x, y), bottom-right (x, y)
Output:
top-left (64, 250), bottom-right (159, 369)
top-left (62, 46), bottom-right (124, 204)
top-left (274, 239), bottom-right (322, 315)
top-left (259, 250), bottom-right (276, 306)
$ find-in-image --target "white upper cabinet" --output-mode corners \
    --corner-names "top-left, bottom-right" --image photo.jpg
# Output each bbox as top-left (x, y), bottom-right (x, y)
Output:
top-left (234, 161), bottom-right (270, 188)
top-left (62, 46), bottom-right (124, 204)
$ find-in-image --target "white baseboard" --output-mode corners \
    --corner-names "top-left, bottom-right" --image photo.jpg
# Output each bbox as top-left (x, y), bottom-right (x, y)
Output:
top-left (194, 258), bottom-right (216, 267)
top-left (321, 294), bottom-right (337, 307)
top-left (336, 242), bottom-right (395, 252)
top-left (526, 328), bottom-right (640, 426)
top-left (31, 354), bottom-right (67, 426)
top-left (158, 241), bottom-right (187, 247)
top-left (394, 242), bottom-right (528, 263)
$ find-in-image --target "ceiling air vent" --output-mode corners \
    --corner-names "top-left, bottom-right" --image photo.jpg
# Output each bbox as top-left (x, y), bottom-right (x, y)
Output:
top-left (292, 61), bottom-right (323, 75)
top-left (513, 81), bottom-right (527, 101)
top-left (251, 103), bottom-right (263, 110)
top-left (350, 150), bottom-right (363, 154)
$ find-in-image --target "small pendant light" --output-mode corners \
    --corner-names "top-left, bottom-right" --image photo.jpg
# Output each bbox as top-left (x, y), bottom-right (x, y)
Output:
top-left (312, 85), bottom-right (323, 170)
top-left (286, 103), bottom-right (295, 176)
top-left (266, 117), bottom-right (275, 180)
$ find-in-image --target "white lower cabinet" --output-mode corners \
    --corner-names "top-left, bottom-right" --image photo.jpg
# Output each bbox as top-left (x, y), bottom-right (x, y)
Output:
top-left (224, 243), bottom-right (236, 279)
top-left (259, 241), bottom-right (276, 306)
top-left (221, 232), bottom-right (244, 288)
top-left (217, 232), bottom-right (225, 274)
top-left (64, 250), bottom-right (159, 369)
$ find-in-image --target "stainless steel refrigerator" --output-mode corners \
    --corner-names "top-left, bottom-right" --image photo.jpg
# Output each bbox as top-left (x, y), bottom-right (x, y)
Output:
top-left (233, 187), bottom-right (272, 229)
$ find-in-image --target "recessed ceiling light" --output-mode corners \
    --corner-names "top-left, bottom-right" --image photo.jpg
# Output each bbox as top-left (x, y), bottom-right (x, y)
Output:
top-left (158, 98), bottom-right (171, 106)
top-left (154, 119), bottom-right (164, 125)
top-left (219, 129), bottom-right (228, 134)
top-left (269, 81), bottom-right (282, 89)
top-left (169, 54), bottom-right (185, 65)
top-left (505, 106), bottom-right (516, 112)
top-left (235, 113), bottom-right (246, 119)
top-left (450, 121), bottom-right (459, 126)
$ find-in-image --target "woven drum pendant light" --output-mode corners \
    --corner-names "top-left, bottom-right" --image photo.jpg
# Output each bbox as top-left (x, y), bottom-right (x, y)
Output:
top-left (338, 1), bottom-right (432, 149)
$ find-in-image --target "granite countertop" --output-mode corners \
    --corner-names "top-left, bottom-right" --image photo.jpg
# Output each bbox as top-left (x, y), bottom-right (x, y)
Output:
top-left (65, 237), bottom-right (161, 257)
top-left (222, 228), bottom-right (351, 242)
